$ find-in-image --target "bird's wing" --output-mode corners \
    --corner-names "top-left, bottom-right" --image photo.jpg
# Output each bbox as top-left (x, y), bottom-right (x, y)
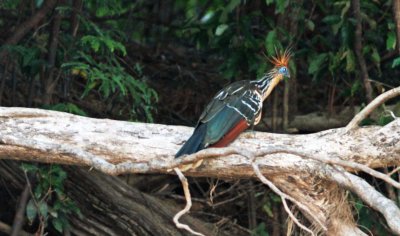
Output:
top-left (199, 80), bottom-right (263, 146)
top-left (199, 80), bottom-right (259, 122)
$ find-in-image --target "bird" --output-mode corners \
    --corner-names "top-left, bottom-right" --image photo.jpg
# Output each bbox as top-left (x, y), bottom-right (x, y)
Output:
top-left (175, 49), bottom-right (291, 158)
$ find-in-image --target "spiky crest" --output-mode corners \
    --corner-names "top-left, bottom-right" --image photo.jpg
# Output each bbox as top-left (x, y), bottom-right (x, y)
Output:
top-left (269, 47), bottom-right (292, 68)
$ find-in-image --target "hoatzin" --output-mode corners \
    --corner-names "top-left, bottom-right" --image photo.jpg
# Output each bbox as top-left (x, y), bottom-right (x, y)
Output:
top-left (176, 49), bottom-right (291, 158)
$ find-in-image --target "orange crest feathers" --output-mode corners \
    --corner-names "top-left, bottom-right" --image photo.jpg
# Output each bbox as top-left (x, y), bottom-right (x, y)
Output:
top-left (269, 47), bottom-right (292, 67)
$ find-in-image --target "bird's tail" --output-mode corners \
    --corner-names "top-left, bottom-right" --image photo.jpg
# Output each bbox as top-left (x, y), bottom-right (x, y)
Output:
top-left (175, 124), bottom-right (207, 158)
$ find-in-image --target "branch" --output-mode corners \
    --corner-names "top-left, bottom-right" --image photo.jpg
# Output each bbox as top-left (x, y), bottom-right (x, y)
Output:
top-left (346, 86), bottom-right (400, 131)
top-left (173, 168), bottom-right (205, 236)
top-left (327, 166), bottom-right (400, 234)
top-left (352, 0), bottom-right (373, 102)
top-left (0, 220), bottom-right (32, 236)
top-left (252, 163), bottom-right (318, 235)
top-left (253, 148), bottom-right (400, 189)
top-left (10, 184), bottom-right (30, 236)
top-left (393, 0), bottom-right (400, 54)
top-left (0, 91), bottom-right (399, 234)
top-left (0, 0), bottom-right (58, 60)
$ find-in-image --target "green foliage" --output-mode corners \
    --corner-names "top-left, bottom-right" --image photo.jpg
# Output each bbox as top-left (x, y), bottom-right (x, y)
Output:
top-left (21, 164), bottom-right (81, 233)
top-left (1, 45), bottom-right (45, 76)
top-left (81, 35), bottom-right (127, 55)
top-left (352, 196), bottom-right (392, 235)
top-left (392, 57), bottom-right (400, 68)
top-left (0, 0), bottom-right (21, 9)
top-left (1, 1), bottom-right (399, 235)
top-left (386, 31), bottom-right (396, 50)
top-left (59, 17), bottom-right (158, 121)
top-left (0, 1), bottom-right (157, 122)
top-left (44, 103), bottom-right (88, 116)
top-left (252, 223), bottom-right (269, 236)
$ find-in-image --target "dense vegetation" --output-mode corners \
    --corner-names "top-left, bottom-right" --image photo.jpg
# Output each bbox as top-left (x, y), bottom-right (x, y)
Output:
top-left (0, 0), bottom-right (399, 235)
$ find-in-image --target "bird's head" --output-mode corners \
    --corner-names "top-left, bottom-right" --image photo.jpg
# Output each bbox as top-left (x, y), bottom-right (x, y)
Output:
top-left (269, 48), bottom-right (291, 80)
top-left (258, 48), bottom-right (292, 101)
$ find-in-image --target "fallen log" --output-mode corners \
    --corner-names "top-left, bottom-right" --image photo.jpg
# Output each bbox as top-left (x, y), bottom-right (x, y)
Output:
top-left (0, 86), bottom-right (399, 235)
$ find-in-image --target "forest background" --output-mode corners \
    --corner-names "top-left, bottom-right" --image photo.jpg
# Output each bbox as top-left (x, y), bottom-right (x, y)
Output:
top-left (0, 0), bottom-right (400, 235)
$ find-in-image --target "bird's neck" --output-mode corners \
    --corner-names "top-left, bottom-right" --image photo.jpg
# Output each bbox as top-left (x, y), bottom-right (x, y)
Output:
top-left (253, 69), bottom-right (283, 101)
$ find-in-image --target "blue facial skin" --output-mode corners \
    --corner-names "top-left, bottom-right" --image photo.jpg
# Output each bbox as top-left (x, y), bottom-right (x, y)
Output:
top-left (278, 66), bottom-right (290, 78)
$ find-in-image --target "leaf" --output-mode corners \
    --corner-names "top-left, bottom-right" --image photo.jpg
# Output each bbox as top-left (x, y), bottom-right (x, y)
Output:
top-left (226, 0), bottom-right (241, 12)
top-left (26, 199), bottom-right (37, 223)
top-left (351, 80), bottom-right (361, 96)
top-left (322, 15), bottom-right (341, 25)
top-left (305, 19), bottom-right (315, 31)
top-left (21, 163), bottom-right (38, 173)
top-left (113, 41), bottom-right (127, 56)
top-left (52, 218), bottom-right (63, 232)
top-left (265, 0), bottom-right (274, 5)
top-left (354, 199), bottom-right (364, 212)
top-left (35, 0), bottom-right (44, 8)
top-left (264, 30), bottom-right (277, 56)
top-left (34, 185), bottom-right (42, 199)
top-left (308, 53), bottom-right (327, 75)
top-left (81, 36), bottom-right (101, 52)
top-left (262, 203), bottom-right (274, 217)
top-left (332, 21), bottom-right (343, 35)
top-left (56, 168), bottom-right (68, 182)
top-left (61, 62), bottom-right (89, 70)
top-left (219, 0), bottom-right (241, 22)
top-left (371, 46), bottom-right (380, 64)
top-left (252, 223), bottom-right (268, 236)
top-left (275, 0), bottom-right (288, 13)
top-left (340, 21), bottom-right (353, 47)
top-left (104, 38), bottom-right (115, 52)
top-left (361, 12), bottom-right (376, 30)
top-left (345, 50), bottom-right (356, 72)
top-left (378, 115), bottom-right (394, 126)
top-left (340, 1), bottom-right (350, 18)
top-left (39, 202), bottom-right (48, 218)
top-left (271, 194), bottom-right (281, 202)
top-left (112, 75), bottom-right (127, 95)
top-left (215, 24), bottom-right (229, 36)
top-left (386, 31), bottom-right (396, 50)
top-left (392, 57), bottom-right (400, 68)
top-left (90, 41), bottom-right (100, 52)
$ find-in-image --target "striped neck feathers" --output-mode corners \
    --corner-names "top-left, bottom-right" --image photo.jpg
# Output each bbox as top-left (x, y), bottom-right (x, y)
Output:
top-left (254, 68), bottom-right (284, 101)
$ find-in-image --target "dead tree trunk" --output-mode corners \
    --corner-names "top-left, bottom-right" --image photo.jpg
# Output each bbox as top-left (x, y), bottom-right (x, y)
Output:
top-left (0, 160), bottom-right (232, 236)
top-left (0, 87), bottom-right (399, 235)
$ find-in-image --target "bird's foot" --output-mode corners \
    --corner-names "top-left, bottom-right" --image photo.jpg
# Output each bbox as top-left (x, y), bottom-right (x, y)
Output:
top-left (242, 130), bottom-right (256, 139)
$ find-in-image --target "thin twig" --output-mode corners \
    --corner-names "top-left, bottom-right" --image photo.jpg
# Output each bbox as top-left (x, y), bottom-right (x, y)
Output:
top-left (173, 167), bottom-right (205, 236)
top-left (10, 184), bottom-right (30, 236)
top-left (388, 166), bottom-right (400, 176)
top-left (252, 163), bottom-right (318, 235)
top-left (346, 86), bottom-right (400, 131)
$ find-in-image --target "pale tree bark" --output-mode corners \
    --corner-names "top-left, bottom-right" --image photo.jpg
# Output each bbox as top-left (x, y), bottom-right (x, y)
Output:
top-left (0, 87), bottom-right (400, 235)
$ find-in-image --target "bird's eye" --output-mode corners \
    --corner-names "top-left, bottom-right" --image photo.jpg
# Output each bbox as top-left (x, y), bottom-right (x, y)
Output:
top-left (279, 67), bottom-right (287, 73)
